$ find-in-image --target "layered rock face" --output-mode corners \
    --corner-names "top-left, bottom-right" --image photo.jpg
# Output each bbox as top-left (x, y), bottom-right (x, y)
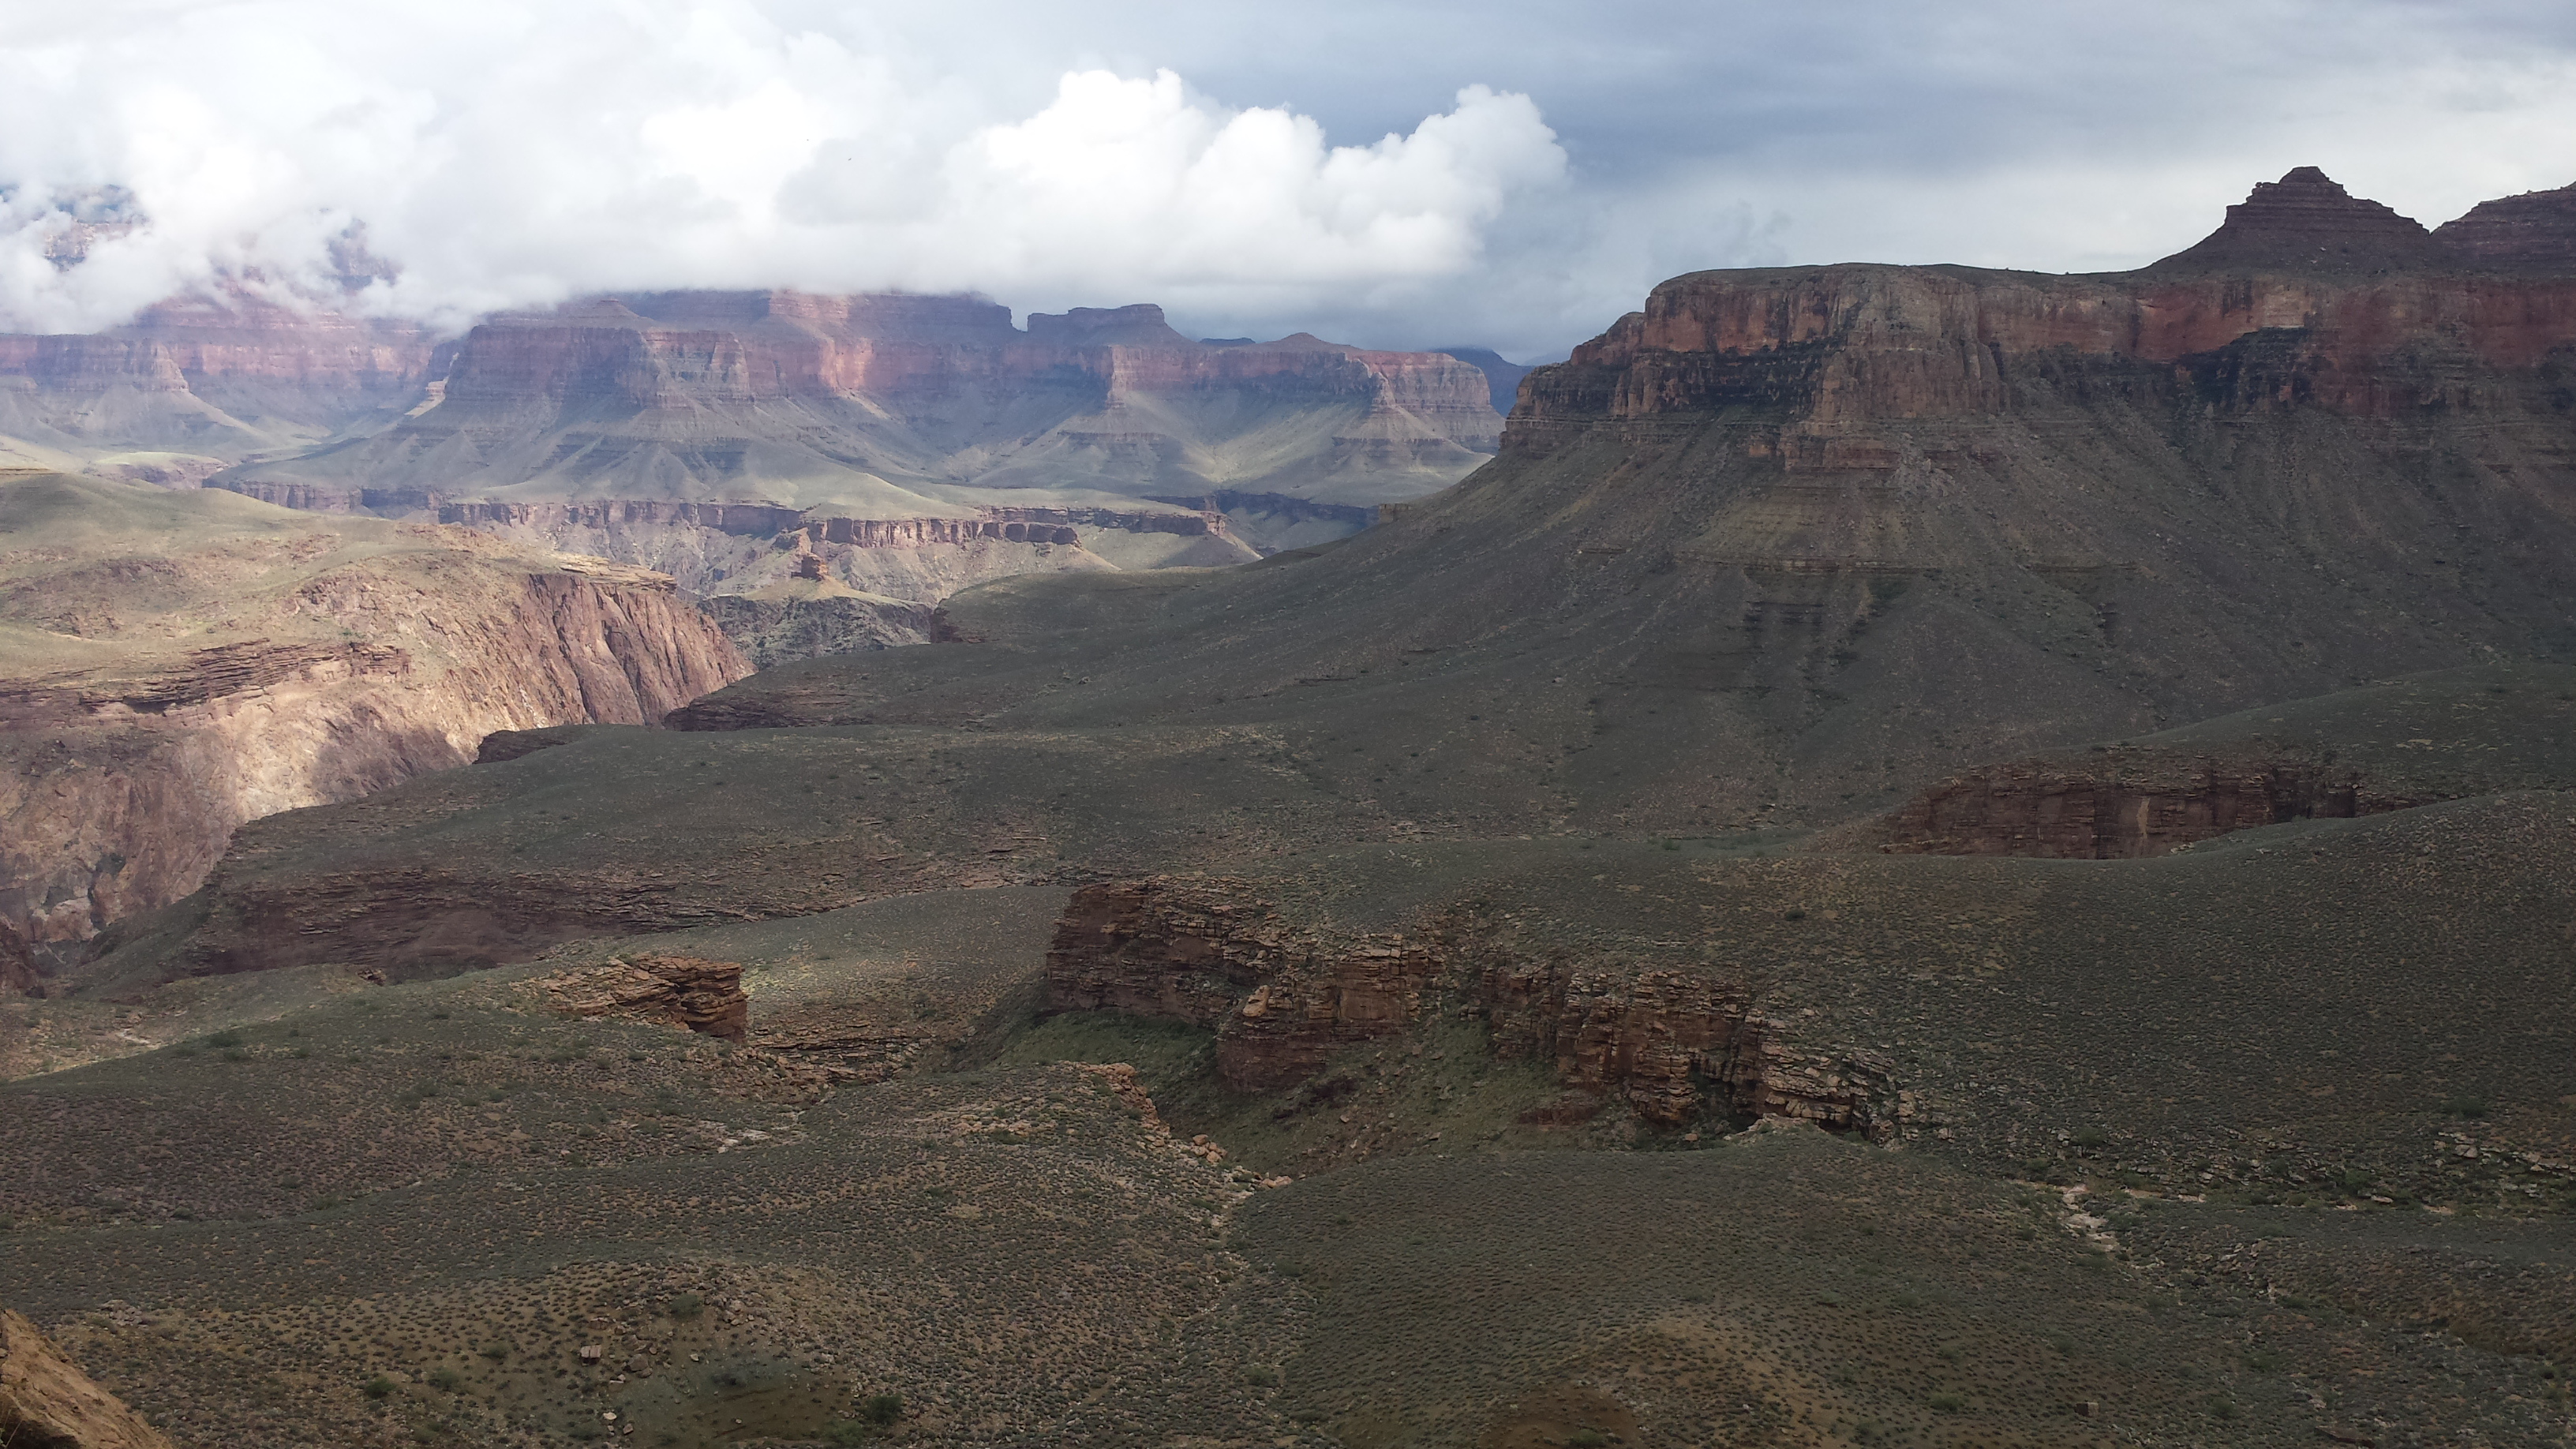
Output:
top-left (0, 475), bottom-right (748, 951)
top-left (0, 293), bottom-right (441, 477)
top-left (0, 1309), bottom-right (174, 1449)
top-left (1043, 879), bottom-right (1901, 1132)
top-left (2434, 181), bottom-right (2576, 272)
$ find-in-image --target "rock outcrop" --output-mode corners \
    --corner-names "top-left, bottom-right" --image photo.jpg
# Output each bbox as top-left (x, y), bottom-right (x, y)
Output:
top-left (1877, 754), bottom-right (2416, 858)
top-left (1473, 957), bottom-right (1897, 1133)
top-left (0, 475), bottom-right (750, 945)
top-left (1044, 879), bottom-right (1901, 1133)
top-left (696, 591), bottom-right (947, 668)
top-left (0, 1308), bottom-right (175, 1449)
top-left (536, 954), bottom-right (749, 1040)
top-left (0, 923), bottom-right (36, 997)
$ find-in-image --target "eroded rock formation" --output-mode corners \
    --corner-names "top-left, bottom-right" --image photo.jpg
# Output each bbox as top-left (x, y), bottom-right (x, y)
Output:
top-left (1044, 879), bottom-right (1903, 1133)
top-left (536, 954), bottom-right (749, 1041)
top-left (0, 1309), bottom-right (175, 1449)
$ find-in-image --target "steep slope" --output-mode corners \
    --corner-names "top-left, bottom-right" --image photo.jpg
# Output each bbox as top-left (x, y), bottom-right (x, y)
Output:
top-left (0, 474), bottom-right (747, 958)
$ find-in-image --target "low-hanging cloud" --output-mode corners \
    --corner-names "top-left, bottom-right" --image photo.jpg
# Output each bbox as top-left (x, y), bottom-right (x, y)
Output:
top-left (0, 1), bottom-right (1565, 335)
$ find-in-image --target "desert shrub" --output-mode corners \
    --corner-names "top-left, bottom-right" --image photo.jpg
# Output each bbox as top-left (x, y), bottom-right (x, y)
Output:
top-left (428, 1366), bottom-right (462, 1390)
top-left (858, 1392), bottom-right (904, 1425)
top-left (361, 1376), bottom-right (396, 1400)
top-left (666, 1293), bottom-right (703, 1320)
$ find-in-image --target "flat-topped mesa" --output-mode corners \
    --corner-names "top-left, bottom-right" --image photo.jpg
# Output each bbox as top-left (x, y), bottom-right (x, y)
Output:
top-left (1515, 172), bottom-right (2576, 435)
top-left (2435, 181), bottom-right (2576, 273)
top-left (1024, 303), bottom-right (1199, 347)
top-left (2147, 166), bottom-right (2452, 275)
top-left (619, 289), bottom-right (1023, 345)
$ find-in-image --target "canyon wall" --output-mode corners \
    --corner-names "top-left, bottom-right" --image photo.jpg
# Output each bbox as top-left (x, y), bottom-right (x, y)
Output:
top-left (209, 295), bottom-right (1499, 520)
top-left (0, 477), bottom-right (749, 957)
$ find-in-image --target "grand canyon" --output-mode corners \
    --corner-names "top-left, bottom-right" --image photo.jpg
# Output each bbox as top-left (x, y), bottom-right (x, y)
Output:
top-left (3, 145), bottom-right (2574, 1449)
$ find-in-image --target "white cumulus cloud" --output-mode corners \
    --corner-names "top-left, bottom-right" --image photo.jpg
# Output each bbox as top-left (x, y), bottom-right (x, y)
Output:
top-left (0, 1), bottom-right (1565, 335)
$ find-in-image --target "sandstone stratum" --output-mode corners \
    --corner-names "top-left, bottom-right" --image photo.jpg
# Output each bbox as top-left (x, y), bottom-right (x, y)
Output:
top-left (1, 167), bottom-right (2572, 1449)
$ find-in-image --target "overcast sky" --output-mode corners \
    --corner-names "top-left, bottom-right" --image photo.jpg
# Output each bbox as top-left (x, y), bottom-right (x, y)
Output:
top-left (4, 0), bottom-right (2574, 356)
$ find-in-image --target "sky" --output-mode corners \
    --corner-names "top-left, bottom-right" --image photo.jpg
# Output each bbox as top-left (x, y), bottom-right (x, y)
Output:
top-left (3, 0), bottom-right (2574, 357)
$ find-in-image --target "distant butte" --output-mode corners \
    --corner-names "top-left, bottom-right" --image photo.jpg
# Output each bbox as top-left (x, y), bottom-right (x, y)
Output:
top-left (2147, 165), bottom-right (2454, 274)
